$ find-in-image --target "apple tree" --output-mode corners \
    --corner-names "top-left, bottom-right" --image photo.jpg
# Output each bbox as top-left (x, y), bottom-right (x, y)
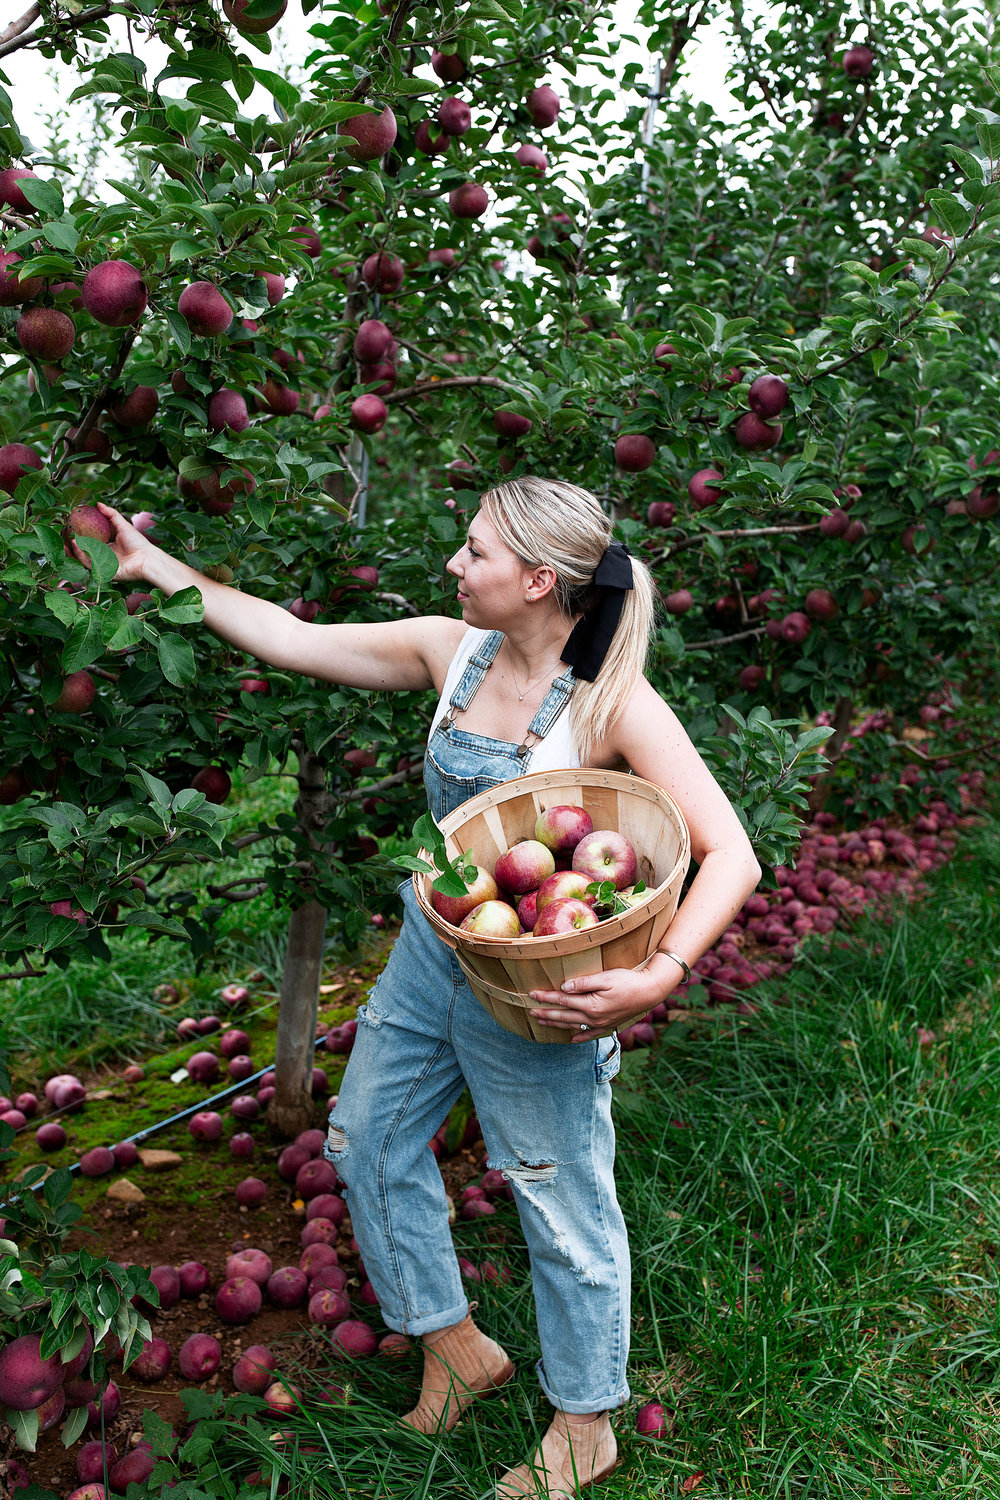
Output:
top-left (0, 0), bottom-right (997, 1131)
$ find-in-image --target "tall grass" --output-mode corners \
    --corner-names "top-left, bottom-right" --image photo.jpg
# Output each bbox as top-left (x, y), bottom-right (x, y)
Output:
top-left (151, 820), bottom-right (1000, 1498)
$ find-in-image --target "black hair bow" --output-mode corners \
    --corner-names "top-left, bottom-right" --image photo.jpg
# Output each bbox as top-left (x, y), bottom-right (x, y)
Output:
top-left (560, 541), bottom-right (633, 683)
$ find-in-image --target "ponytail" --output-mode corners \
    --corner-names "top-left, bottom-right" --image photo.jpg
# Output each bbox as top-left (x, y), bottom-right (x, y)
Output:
top-left (478, 478), bottom-right (657, 760)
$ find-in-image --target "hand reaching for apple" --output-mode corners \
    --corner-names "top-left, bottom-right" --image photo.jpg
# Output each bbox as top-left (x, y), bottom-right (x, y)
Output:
top-left (529, 966), bottom-right (662, 1042)
top-left (68, 501), bottom-right (161, 586)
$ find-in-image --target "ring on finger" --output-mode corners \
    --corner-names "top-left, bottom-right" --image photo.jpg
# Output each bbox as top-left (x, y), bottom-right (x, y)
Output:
top-left (578, 1023), bottom-right (589, 1033)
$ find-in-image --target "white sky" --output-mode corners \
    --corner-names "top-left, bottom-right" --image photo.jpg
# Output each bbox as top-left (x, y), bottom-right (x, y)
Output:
top-left (5, 2), bottom-right (739, 183)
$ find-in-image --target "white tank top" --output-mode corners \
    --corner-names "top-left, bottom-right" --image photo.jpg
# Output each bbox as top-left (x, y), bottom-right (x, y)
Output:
top-left (428, 627), bottom-right (581, 771)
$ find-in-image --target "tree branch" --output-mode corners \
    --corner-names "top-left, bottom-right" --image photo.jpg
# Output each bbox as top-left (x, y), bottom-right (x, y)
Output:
top-left (384, 374), bottom-right (519, 404)
top-left (682, 625), bottom-right (768, 650)
top-left (0, 967), bottom-right (44, 983)
top-left (0, 3), bottom-right (41, 53)
top-left (51, 327), bottom-right (139, 481)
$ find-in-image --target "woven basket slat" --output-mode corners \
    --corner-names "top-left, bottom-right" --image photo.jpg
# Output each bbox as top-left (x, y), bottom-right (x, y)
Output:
top-left (415, 769), bottom-right (690, 1043)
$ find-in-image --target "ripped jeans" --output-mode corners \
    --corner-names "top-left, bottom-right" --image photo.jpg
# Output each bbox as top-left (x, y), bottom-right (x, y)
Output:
top-left (325, 879), bottom-right (631, 1413)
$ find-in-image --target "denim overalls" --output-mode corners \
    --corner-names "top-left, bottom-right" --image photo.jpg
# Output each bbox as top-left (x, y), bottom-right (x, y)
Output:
top-left (325, 630), bottom-right (630, 1413)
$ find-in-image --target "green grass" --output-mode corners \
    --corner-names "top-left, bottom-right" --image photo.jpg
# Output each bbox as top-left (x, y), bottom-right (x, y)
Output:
top-left (142, 815), bottom-right (1000, 1499)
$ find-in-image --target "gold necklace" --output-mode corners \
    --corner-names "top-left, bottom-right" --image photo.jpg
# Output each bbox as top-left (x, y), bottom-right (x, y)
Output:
top-left (504, 644), bottom-right (560, 702)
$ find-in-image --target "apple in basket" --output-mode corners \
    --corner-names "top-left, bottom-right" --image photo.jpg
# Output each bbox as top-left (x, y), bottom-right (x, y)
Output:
top-left (532, 898), bottom-right (601, 936)
top-left (535, 869), bottom-right (598, 915)
top-left (494, 839), bottom-right (556, 896)
top-left (534, 804), bottom-right (594, 854)
top-left (572, 830), bottom-right (637, 890)
top-left (430, 863), bottom-right (499, 925)
top-left (460, 900), bottom-right (521, 937)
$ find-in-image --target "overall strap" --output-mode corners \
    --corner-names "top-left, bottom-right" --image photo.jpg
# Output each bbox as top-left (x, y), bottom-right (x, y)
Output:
top-left (526, 668), bottom-right (577, 740)
top-left (446, 630), bottom-right (504, 717)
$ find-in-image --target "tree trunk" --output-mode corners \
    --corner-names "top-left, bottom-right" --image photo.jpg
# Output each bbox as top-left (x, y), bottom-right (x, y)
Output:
top-left (810, 694), bottom-right (854, 812)
top-left (269, 748), bottom-right (329, 1139)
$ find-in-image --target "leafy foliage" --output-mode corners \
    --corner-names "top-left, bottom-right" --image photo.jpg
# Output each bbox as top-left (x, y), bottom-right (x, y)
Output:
top-left (0, 0), bottom-right (997, 983)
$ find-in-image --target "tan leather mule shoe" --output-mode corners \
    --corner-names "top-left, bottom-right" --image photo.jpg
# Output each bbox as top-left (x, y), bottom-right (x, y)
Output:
top-left (400, 1313), bottom-right (515, 1435)
top-left (495, 1410), bottom-right (618, 1498)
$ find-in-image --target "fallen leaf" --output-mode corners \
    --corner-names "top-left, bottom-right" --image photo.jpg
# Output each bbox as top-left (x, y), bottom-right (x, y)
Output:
top-left (682, 1473), bottom-right (706, 1493)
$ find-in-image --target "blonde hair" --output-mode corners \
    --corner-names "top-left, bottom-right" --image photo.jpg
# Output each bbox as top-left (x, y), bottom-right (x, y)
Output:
top-left (478, 477), bottom-right (657, 761)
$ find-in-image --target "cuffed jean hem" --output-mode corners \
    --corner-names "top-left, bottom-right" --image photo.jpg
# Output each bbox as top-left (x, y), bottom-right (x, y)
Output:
top-left (379, 1298), bottom-right (471, 1339)
top-left (536, 1359), bottom-right (630, 1414)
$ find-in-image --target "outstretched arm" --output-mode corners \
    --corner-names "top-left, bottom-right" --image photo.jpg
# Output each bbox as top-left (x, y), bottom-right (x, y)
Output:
top-left (530, 677), bottom-right (761, 1037)
top-left (88, 502), bottom-right (465, 693)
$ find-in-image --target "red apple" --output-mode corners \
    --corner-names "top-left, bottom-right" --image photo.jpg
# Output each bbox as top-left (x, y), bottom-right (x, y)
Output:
top-left (353, 318), bottom-right (392, 363)
top-left (438, 97), bottom-right (472, 136)
top-left (16, 307), bottom-right (75, 360)
top-left (516, 890), bottom-right (539, 930)
top-left (526, 84), bottom-right (560, 128)
top-left (571, 830), bottom-right (637, 889)
top-left (222, 0), bottom-right (286, 31)
top-left (431, 49), bottom-right (467, 82)
top-left (687, 468), bottom-right (724, 509)
top-left (449, 182), bottom-right (489, 218)
top-left (350, 395), bottom-right (388, 433)
top-left (747, 374), bottom-right (789, 419)
top-left (534, 803), bottom-right (593, 854)
top-left (108, 386), bottom-right (159, 427)
top-left (804, 588), bottom-right (838, 621)
top-left (532, 898), bottom-right (600, 935)
top-left (733, 412), bottom-right (782, 450)
top-left (0, 250), bottom-right (43, 306)
top-left (515, 143), bottom-right (548, 173)
top-left (535, 869), bottom-right (599, 914)
top-left (0, 167), bottom-right (38, 212)
top-left (338, 107), bottom-right (397, 162)
top-left (459, 900), bottom-right (521, 937)
top-left (178, 282), bottom-right (233, 337)
top-left (843, 43), bottom-right (875, 76)
top-left (614, 434), bottom-right (656, 472)
top-left (647, 501), bottom-right (676, 527)
top-left (414, 120), bottom-right (451, 154)
top-left (0, 443), bottom-right (43, 494)
top-left (361, 252), bottom-right (404, 292)
top-left (430, 865), bottom-right (500, 927)
top-left (81, 259), bottom-right (148, 326)
top-left (663, 588), bottom-right (693, 615)
top-left (494, 840), bottom-right (556, 895)
top-left (493, 410), bottom-right (532, 438)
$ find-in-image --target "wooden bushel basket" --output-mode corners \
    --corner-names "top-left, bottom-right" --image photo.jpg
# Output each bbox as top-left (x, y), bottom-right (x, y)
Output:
top-left (413, 768), bottom-right (691, 1044)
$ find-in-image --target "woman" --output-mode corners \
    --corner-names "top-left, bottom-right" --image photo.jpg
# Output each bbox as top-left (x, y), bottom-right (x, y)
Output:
top-left (90, 477), bottom-right (760, 1499)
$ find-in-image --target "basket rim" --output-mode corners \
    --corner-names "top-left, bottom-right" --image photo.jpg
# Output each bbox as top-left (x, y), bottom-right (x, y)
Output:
top-left (413, 768), bottom-right (690, 957)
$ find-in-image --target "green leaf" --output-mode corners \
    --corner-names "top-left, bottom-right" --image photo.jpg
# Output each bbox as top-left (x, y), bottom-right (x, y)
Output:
top-left (76, 537), bottom-right (119, 588)
top-left (431, 867), bottom-right (471, 898)
top-left (17, 176), bottom-right (64, 218)
top-left (156, 632), bottom-right (196, 687)
top-left (247, 67), bottom-right (300, 112)
top-left (187, 82), bottom-right (239, 123)
top-left (44, 589), bottom-right (79, 627)
top-left (61, 608), bottom-right (105, 673)
top-left (168, 237), bottom-right (202, 262)
top-left (61, 1402), bottom-right (88, 1447)
top-left (42, 219), bottom-right (80, 254)
top-left (247, 490), bottom-right (274, 530)
top-left (133, 767), bottom-right (174, 807)
top-left (10, 1406), bottom-right (39, 1453)
top-left (157, 585), bottom-right (204, 625)
top-left (925, 190), bottom-right (971, 238)
top-left (975, 119), bottom-right (1000, 159)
